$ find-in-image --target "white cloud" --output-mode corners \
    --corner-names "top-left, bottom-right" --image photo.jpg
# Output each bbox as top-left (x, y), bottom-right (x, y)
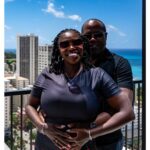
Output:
top-left (5, 25), bottom-right (12, 30)
top-left (107, 25), bottom-right (126, 37)
top-left (43, 2), bottom-right (65, 18)
top-left (42, 1), bottom-right (82, 22)
top-left (68, 15), bottom-right (81, 22)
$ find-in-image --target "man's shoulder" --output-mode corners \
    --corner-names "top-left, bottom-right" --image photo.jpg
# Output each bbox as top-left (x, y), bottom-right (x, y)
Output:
top-left (110, 51), bottom-right (129, 67)
top-left (105, 48), bottom-right (127, 61)
top-left (105, 49), bottom-right (129, 67)
top-left (112, 52), bottom-right (127, 61)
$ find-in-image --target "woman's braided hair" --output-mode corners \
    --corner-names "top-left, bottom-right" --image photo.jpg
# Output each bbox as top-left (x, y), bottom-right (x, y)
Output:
top-left (49, 28), bottom-right (92, 74)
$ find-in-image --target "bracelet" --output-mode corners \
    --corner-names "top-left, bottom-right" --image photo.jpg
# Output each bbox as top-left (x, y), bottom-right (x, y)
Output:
top-left (88, 130), bottom-right (92, 141)
top-left (38, 123), bottom-right (47, 135)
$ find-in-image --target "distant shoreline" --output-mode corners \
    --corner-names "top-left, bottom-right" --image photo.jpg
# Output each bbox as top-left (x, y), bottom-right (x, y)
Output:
top-left (5, 49), bottom-right (16, 54)
top-left (4, 48), bottom-right (142, 80)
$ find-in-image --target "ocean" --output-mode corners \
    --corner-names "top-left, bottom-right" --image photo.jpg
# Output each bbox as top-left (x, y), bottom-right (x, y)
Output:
top-left (111, 49), bottom-right (142, 80)
top-left (5, 48), bottom-right (142, 80)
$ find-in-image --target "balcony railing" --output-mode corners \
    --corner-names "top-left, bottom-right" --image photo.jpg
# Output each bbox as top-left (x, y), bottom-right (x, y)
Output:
top-left (4, 80), bottom-right (144, 150)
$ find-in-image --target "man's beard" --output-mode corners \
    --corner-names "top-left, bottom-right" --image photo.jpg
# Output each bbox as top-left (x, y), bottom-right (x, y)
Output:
top-left (90, 45), bottom-right (104, 59)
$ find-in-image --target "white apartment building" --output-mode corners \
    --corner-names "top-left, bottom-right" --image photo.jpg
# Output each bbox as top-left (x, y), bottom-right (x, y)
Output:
top-left (38, 45), bottom-right (52, 74)
top-left (16, 34), bottom-right (38, 85)
top-left (4, 63), bottom-right (10, 72)
top-left (6, 75), bottom-right (29, 89)
top-left (5, 76), bottom-right (30, 112)
top-left (4, 79), bottom-right (11, 129)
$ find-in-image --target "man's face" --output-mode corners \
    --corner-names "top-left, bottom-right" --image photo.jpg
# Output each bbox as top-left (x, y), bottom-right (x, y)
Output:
top-left (82, 20), bottom-right (107, 57)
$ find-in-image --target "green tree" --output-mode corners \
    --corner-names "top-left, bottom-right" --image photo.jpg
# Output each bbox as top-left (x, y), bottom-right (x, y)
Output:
top-left (5, 113), bottom-right (30, 150)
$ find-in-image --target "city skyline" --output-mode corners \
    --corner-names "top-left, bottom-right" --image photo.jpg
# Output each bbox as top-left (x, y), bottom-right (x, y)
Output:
top-left (5, 0), bottom-right (142, 49)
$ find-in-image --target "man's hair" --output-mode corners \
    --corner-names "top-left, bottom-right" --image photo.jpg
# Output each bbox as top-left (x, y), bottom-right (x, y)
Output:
top-left (81, 18), bottom-right (106, 33)
top-left (49, 28), bottom-right (91, 74)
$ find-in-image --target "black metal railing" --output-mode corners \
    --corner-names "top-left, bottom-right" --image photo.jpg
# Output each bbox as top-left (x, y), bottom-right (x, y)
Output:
top-left (4, 80), bottom-right (144, 150)
top-left (122, 80), bottom-right (143, 150)
top-left (5, 89), bottom-right (33, 150)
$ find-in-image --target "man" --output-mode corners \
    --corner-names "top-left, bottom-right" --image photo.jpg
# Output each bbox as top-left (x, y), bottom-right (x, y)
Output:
top-left (81, 18), bottom-right (133, 149)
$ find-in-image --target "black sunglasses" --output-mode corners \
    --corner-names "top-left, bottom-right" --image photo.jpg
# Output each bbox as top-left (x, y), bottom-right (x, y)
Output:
top-left (83, 32), bottom-right (106, 40)
top-left (59, 38), bottom-right (83, 49)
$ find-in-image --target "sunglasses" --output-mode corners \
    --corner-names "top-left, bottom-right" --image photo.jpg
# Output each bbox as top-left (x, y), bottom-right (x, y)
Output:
top-left (83, 32), bottom-right (106, 40)
top-left (59, 39), bottom-right (83, 49)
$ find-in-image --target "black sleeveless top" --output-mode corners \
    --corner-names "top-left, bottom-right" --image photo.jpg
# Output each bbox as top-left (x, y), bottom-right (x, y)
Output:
top-left (31, 67), bottom-right (120, 125)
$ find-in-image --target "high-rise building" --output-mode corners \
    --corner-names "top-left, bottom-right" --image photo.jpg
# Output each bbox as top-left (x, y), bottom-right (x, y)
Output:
top-left (38, 44), bottom-right (52, 74)
top-left (4, 79), bottom-right (10, 128)
top-left (16, 34), bottom-right (38, 85)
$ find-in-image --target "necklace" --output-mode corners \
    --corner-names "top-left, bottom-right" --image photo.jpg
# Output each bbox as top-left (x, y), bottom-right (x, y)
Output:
top-left (65, 64), bottom-right (83, 81)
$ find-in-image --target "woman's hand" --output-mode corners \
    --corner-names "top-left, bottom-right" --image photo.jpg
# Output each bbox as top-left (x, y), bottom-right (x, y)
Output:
top-left (47, 125), bottom-right (89, 150)
top-left (44, 124), bottom-right (72, 150)
top-left (65, 128), bottom-right (90, 150)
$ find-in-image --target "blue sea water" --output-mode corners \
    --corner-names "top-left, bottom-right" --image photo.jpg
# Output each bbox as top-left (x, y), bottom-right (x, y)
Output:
top-left (111, 49), bottom-right (142, 80)
top-left (5, 48), bottom-right (142, 80)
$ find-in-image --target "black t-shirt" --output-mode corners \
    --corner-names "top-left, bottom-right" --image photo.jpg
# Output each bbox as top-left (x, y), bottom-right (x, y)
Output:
top-left (93, 49), bottom-right (133, 145)
top-left (31, 67), bottom-right (121, 149)
top-left (99, 49), bottom-right (133, 90)
top-left (31, 67), bottom-right (120, 125)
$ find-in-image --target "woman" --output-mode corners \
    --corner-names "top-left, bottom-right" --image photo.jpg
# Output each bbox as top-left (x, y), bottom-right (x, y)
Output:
top-left (25, 29), bottom-right (135, 150)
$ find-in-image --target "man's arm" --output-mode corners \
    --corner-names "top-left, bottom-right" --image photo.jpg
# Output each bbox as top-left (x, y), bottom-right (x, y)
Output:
top-left (120, 87), bottom-right (133, 104)
top-left (115, 56), bottom-right (133, 104)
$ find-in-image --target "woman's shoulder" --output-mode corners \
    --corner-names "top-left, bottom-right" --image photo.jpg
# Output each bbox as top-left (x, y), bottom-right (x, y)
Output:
top-left (36, 67), bottom-right (55, 82)
top-left (40, 67), bottom-right (65, 84)
top-left (34, 67), bottom-right (49, 84)
top-left (34, 67), bottom-right (65, 87)
top-left (40, 67), bottom-right (50, 76)
top-left (40, 67), bottom-right (61, 77)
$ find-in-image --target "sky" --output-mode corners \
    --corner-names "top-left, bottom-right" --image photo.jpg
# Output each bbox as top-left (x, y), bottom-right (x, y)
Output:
top-left (5, 0), bottom-right (142, 49)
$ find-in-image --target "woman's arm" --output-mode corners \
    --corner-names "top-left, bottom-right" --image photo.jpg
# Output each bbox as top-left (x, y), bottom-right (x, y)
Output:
top-left (25, 95), bottom-right (72, 149)
top-left (25, 95), bottom-right (45, 130)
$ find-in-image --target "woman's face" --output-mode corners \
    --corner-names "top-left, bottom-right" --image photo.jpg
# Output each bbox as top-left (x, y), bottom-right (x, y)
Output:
top-left (58, 31), bottom-right (84, 65)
